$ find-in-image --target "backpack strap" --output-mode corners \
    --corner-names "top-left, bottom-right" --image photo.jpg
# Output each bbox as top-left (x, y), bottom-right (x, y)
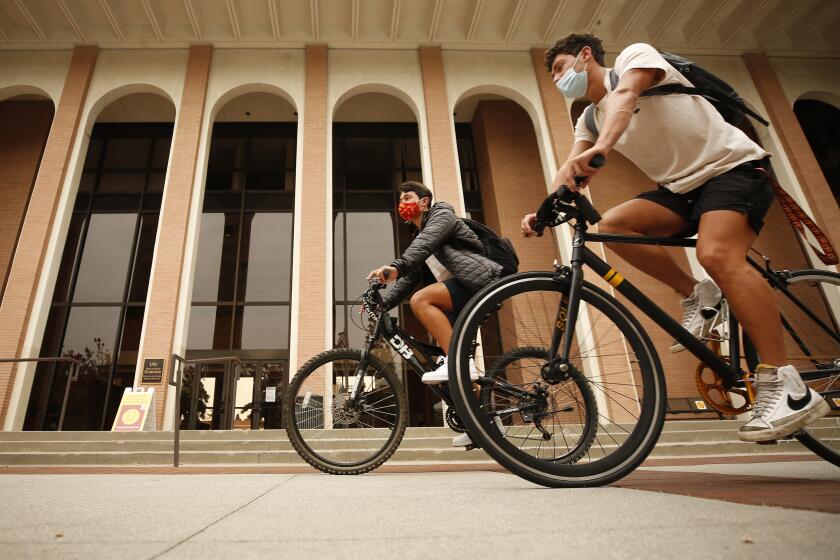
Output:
top-left (582, 104), bottom-right (598, 137)
top-left (640, 83), bottom-right (769, 126)
top-left (756, 167), bottom-right (838, 265)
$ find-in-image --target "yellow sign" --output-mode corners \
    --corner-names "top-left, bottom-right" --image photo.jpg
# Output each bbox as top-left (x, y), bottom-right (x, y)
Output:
top-left (111, 388), bottom-right (156, 432)
top-left (694, 400), bottom-right (708, 410)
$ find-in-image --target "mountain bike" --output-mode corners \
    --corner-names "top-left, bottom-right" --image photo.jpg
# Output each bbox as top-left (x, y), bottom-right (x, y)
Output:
top-left (447, 158), bottom-right (840, 487)
top-left (283, 277), bottom-right (598, 474)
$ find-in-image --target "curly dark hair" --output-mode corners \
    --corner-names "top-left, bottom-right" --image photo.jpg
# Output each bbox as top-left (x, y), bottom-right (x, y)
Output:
top-left (544, 33), bottom-right (606, 72)
top-left (398, 181), bottom-right (433, 204)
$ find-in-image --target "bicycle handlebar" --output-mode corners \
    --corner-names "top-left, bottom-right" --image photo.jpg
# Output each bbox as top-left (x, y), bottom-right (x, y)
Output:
top-left (533, 155), bottom-right (606, 236)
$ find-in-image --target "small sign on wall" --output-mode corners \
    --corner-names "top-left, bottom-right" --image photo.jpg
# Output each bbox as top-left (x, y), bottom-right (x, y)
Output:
top-left (141, 358), bottom-right (164, 384)
top-left (112, 387), bottom-right (156, 432)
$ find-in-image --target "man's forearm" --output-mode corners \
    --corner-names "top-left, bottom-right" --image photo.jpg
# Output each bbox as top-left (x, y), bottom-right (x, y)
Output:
top-left (595, 90), bottom-right (636, 150)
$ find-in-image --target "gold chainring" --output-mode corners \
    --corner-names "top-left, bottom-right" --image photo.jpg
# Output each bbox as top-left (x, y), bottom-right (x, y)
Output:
top-left (694, 340), bottom-right (752, 416)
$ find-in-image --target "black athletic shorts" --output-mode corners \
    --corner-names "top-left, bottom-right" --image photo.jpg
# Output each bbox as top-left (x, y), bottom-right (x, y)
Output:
top-left (442, 278), bottom-right (474, 326)
top-left (635, 161), bottom-right (775, 235)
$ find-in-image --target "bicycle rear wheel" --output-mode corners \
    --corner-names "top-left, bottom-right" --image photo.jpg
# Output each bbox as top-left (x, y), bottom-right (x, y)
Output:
top-left (773, 270), bottom-right (840, 466)
top-left (449, 271), bottom-right (667, 487)
top-left (283, 348), bottom-right (407, 474)
top-left (481, 346), bottom-right (598, 465)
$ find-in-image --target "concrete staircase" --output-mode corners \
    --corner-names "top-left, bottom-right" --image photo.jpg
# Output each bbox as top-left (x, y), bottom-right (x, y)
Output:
top-left (0, 419), bottom-right (833, 467)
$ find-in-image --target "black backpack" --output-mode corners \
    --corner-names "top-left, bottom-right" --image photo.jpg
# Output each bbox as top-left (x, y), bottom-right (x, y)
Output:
top-left (581, 51), bottom-right (769, 137)
top-left (461, 218), bottom-right (519, 277)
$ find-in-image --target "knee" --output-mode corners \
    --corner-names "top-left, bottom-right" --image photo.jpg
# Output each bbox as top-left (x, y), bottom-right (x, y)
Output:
top-left (597, 212), bottom-right (626, 235)
top-left (409, 290), bottom-right (428, 312)
top-left (697, 245), bottom-right (738, 278)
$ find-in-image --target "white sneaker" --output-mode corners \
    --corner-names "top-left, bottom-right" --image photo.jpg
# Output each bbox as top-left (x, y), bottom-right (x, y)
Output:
top-left (421, 357), bottom-right (480, 385)
top-left (737, 364), bottom-right (830, 442)
top-left (452, 432), bottom-right (473, 447)
top-left (670, 279), bottom-right (722, 353)
top-left (452, 417), bottom-right (504, 448)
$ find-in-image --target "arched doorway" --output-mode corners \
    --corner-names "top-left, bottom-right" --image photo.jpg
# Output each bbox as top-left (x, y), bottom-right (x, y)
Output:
top-left (331, 90), bottom-right (435, 426)
top-left (184, 90), bottom-right (297, 430)
top-left (794, 98), bottom-right (840, 207)
top-left (24, 91), bottom-right (175, 431)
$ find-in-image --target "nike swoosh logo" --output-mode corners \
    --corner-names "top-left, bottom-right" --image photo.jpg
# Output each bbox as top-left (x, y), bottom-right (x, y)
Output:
top-left (787, 391), bottom-right (812, 411)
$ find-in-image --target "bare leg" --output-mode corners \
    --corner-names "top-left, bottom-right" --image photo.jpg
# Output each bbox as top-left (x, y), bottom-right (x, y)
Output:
top-left (696, 210), bottom-right (785, 365)
top-left (599, 199), bottom-right (697, 297)
top-left (410, 282), bottom-right (454, 354)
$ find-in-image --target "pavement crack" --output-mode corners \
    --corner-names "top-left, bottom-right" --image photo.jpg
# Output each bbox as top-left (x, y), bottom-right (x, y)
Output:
top-left (147, 475), bottom-right (298, 559)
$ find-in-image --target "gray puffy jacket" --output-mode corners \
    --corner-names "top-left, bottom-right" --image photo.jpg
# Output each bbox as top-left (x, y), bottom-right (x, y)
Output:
top-left (382, 202), bottom-right (503, 310)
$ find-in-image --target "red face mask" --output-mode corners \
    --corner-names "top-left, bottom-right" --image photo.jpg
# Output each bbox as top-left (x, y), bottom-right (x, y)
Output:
top-left (398, 201), bottom-right (423, 221)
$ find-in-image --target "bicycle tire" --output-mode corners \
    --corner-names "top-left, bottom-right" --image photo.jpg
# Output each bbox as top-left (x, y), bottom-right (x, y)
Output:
top-left (450, 271), bottom-right (666, 487)
top-left (483, 346), bottom-right (598, 464)
top-left (775, 269), bottom-right (840, 467)
top-left (283, 348), bottom-right (408, 474)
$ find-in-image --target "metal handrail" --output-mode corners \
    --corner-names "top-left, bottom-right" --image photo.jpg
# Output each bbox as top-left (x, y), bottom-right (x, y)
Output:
top-left (169, 354), bottom-right (242, 467)
top-left (0, 357), bottom-right (80, 430)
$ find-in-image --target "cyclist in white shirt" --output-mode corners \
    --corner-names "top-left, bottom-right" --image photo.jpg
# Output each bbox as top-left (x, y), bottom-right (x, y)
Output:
top-left (521, 34), bottom-right (829, 442)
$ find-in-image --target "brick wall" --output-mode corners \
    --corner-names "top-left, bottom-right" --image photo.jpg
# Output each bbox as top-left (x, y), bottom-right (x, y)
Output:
top-left (743, 53), bottom-right (840, 254)
top-left (294, 45), bottom-right (329, 396)
top-left (419, 46), bottom-right (463, 214)
top-left (0, 100), bottom-right (54, 300)
top-left (0, 46), bottom-right (97, 427)
top-left (135, 45), bottom-right (212, 427)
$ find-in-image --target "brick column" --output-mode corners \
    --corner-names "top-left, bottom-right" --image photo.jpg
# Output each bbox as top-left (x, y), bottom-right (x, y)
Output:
top-left (0, 46), bottom-right (97, 427)
top-left (0, 101), bottom-right (54, 300)
top-left (742, 53), bottom-right (840, 253)
top-left (293, 44), bottom-right (329, 376)
top-left (135, 45), bottom-right (212, 427)
top-left (418, 46), bottom-right (464, 214)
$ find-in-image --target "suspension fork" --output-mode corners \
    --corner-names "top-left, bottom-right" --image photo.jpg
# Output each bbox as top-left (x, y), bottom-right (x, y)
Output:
top-left (349, 313), bottom-right (387, 405)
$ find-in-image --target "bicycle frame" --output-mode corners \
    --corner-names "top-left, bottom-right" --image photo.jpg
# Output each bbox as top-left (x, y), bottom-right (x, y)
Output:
top-left (349, 306), bottom-right (453, 407)
top-left (557, 220), bottom-right (840, 389)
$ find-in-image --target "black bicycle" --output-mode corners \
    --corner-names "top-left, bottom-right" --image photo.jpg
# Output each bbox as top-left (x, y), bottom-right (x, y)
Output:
top-left (283, 277), bottom-right (598, 474)
top-left (448, 156), bottom-right (840, 487)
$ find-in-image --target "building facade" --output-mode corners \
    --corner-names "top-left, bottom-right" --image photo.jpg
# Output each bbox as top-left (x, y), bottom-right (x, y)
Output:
top-left (0, 0), bottom-right (838, 431)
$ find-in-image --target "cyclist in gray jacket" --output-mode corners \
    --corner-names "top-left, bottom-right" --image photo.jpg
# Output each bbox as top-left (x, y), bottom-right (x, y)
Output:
top-left (368, 181), bottom-right (501, 446)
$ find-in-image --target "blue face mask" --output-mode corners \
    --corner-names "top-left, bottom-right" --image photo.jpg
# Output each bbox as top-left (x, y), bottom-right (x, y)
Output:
top-left (555, 52), bottom-right (588, 98)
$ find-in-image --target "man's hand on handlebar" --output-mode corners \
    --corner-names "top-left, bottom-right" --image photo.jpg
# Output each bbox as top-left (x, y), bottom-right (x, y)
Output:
top-left (521, 213), bottom-right (539, 238)
top-left (560, 145), bottom-right (610, 192)
top-left (367, 266), bottom-right (398, 283)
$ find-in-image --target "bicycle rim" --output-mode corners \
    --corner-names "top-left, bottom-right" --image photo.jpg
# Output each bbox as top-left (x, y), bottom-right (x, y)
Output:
top-left (450, 272), bottom-right (666, 487)
top-left (284, 349), bottom-right (407, 473)
top-left (775, 270), bottom-right (840, 466)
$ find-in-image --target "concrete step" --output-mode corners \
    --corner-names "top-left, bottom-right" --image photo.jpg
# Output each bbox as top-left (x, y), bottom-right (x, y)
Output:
top-left (0, 419), bottom-right (836, 466)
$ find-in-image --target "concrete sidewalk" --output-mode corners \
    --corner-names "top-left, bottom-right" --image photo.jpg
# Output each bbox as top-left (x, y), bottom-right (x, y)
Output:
top-left (1, 460), bottom-right (838, 559)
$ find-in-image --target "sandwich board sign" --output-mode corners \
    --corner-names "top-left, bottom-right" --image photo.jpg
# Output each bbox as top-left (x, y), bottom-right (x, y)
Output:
top-left (111, 387), bottom-right (156, 432)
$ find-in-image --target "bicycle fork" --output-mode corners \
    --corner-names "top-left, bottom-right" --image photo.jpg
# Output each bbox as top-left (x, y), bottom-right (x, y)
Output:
top-left (550, 224), bottom-right (587, 369)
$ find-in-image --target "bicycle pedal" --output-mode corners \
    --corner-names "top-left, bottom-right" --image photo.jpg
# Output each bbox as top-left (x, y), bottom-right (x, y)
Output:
top-left (465, 443), bottom-right (481, 451)
top-left (756, 439), bottom-right (779, 446)
top-left (700, 306), bottom-right (719, 321)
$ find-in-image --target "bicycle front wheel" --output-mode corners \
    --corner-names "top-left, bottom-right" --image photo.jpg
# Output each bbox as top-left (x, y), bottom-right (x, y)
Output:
top-left (283, 348), bottom-right (407, 474)
top-left (773, 269), bottom-right (840, 466)
top-left (450, 271), bottom-right (667, 487)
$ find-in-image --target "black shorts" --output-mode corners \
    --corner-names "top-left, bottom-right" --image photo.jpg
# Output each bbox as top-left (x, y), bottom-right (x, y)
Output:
top-left (442, 278), bottom-right (474, 326)
top-left (635, 161), bottom-right (775, 235)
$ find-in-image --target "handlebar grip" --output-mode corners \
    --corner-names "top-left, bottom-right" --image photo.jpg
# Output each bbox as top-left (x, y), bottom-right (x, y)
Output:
top-left (383, 268), bottom-right (390, 280)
